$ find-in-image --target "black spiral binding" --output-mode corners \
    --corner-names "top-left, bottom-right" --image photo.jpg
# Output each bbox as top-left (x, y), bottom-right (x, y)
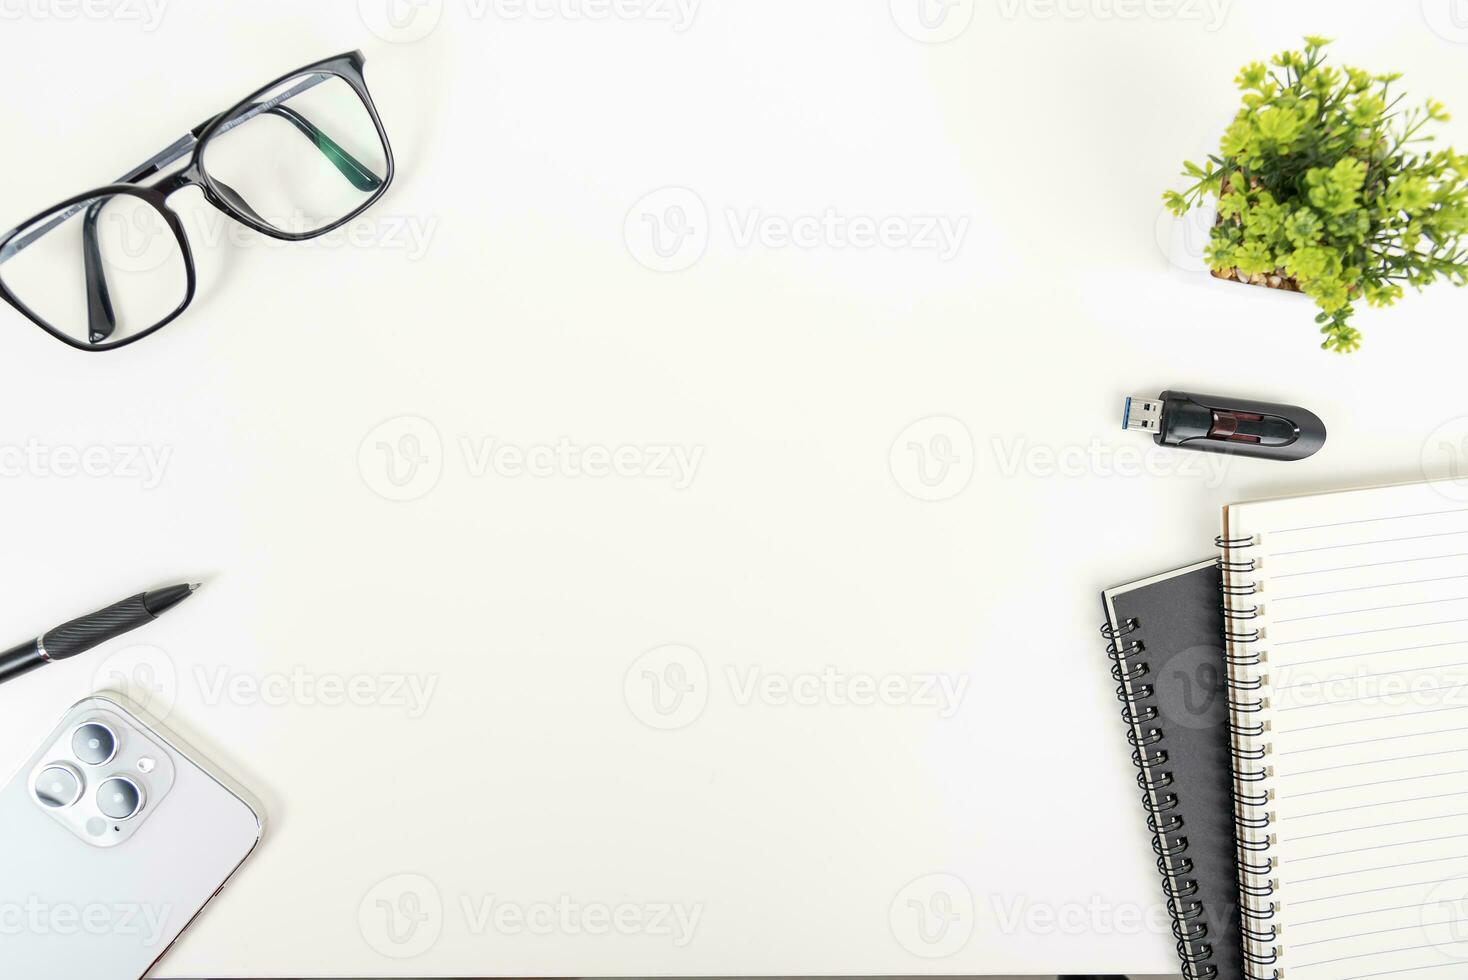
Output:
top-left (1216, 534), bottom-right (1279, 980)
top-left (1101, 616), bottom-right (1218, 980)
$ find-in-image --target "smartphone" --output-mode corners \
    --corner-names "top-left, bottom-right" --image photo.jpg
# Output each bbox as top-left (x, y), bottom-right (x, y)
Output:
top-left (0, 694), bottom-right (264, 979)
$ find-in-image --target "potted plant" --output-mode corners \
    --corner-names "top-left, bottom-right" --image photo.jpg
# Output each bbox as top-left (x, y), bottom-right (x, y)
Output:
top-left (1164, 36), bottom-right (1468, 352)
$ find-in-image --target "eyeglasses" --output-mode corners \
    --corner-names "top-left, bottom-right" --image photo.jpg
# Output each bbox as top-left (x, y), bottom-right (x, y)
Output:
top-left (0, 51), bottom-right (394, 352)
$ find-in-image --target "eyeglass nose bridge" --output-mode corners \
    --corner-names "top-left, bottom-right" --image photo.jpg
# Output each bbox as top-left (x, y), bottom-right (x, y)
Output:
top-left (152, 167), bottom-right (202, 199)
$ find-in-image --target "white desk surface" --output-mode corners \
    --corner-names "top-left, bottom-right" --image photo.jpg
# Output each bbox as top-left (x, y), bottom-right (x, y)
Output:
top-left (1, 1), bottom-right (1466, 975)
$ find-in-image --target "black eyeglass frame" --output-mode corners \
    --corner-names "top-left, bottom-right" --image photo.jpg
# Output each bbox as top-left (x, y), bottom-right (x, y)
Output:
top-left (0, 50), bottom-right (395, 352)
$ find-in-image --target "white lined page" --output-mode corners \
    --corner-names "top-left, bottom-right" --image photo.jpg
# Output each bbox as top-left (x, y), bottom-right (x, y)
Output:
top-left (1225, 481), bottom-right (1468, 979)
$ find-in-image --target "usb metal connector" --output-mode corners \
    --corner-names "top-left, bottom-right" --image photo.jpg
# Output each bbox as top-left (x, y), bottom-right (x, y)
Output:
top-left (1122, 396), bottom-right (1163, 434)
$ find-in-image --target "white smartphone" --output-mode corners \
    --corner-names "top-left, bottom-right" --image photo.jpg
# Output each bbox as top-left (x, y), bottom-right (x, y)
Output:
top-left (0, 694), bottom-right (264, 979)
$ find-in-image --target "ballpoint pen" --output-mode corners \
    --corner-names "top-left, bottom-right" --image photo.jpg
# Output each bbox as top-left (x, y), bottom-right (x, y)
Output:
top-left (0, 584), bottom-right (199, 686)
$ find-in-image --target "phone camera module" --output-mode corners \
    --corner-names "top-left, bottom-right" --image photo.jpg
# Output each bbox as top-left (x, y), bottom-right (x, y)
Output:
top-left (96, 776), bottom-right (143, 820)
top-left (34, 764), bottom-right (83, 809)
top-left (71, 723), bottom-right (117, 766)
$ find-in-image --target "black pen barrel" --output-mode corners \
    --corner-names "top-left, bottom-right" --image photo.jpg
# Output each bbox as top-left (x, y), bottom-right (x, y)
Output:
top-left (41, 592), bottom-right (156, 663)
top-left (0, 640), bottom-right (46, 684)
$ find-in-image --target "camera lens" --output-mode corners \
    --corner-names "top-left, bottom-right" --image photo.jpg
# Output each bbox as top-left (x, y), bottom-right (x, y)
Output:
top-left (72, 723), bottom-right (117, 766)
top-left (34, 765), bottom-right (82, 808)
top-left (96, 776), bottom-right (143, 820)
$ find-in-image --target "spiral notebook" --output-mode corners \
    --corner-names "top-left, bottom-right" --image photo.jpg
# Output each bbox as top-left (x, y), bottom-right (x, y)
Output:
top-left (1101, 561), bottom-right (1242, 980)
top-left (1219, 479), bottom-right (1468, 980)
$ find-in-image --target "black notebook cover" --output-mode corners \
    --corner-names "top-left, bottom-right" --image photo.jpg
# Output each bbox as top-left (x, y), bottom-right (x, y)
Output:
top-left (1101, 560), bottom-right (1241, 980)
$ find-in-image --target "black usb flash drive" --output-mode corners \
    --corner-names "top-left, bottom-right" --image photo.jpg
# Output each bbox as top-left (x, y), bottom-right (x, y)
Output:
top-left (1122, 390), bottom-right (1326, 462)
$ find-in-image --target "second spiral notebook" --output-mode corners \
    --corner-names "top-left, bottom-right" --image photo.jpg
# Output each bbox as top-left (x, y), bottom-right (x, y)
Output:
top-left (1102, 560), bottom-right (1241, 980)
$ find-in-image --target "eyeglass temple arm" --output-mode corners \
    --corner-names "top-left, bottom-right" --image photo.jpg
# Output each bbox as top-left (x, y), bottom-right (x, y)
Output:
top-left (0, 72), bottom-right (375, 266)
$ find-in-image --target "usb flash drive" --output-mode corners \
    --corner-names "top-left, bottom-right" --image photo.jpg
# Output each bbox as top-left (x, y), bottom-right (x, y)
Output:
top-left (1123, 390), bottom-right (1326, 462)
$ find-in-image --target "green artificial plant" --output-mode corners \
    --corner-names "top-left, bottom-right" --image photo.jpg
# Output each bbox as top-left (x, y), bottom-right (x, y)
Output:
top-left (1165, 36), bottom-right (1468, 352)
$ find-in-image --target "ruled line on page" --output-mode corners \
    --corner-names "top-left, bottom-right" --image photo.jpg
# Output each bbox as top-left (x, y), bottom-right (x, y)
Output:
top-left (1276, 661), bottom-right (1468, 690)
top-left (1289, 811), bottom-right (1468, 843)
top-left (1268, 507), bottom-right (1468, 535)
top-left (1280, 640), bottom-right (1468, 670)
top-left (1272, 552), bottom-right (1468, 580)
top-left (1278, 747), bottom-right (1468, 778)
top-left (1276, 574), bottom-right (1468, 602)
top-left (1276, 618), bottom-right (1468, 647)
top-left (1291, 914), bottom-right (1468, 949)
top-left (1287, 852), bottom-right (1468, 885)
top-left (1276, 596), bottom-right (1468, 625)
top-left (1287, 768), bottom-right (1468, 797)
top-left (1346, 963), bottom-right (1468, 979)
top-left (1294, 940), bottom-right (1453, 969)
top-left (1278, 723), bottom-right (1468, 756)
top-left (1290, 874), bottom-right (1468, 904)
top-left (1282, 789), bottom-right (1468, 821)
top-left (1275, 681), bottom-right (1468, 712)
top-left (1280, 704), bottom-right (1468, 735)
top-left (1294, 901), bottom-right (1440, 927)
top-left (1291, 831), bottom-right (1468, 863)
top-left (1273, 530), bottom-right (1468, 558)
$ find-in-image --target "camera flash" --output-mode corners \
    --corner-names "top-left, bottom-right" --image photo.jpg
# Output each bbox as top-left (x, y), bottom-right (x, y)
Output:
top-left (136, 757), bottom-right (156, 774)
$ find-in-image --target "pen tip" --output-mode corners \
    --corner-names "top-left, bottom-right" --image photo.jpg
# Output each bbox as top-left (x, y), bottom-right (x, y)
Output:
top-left (189, 583), bottom-right (202, 592)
